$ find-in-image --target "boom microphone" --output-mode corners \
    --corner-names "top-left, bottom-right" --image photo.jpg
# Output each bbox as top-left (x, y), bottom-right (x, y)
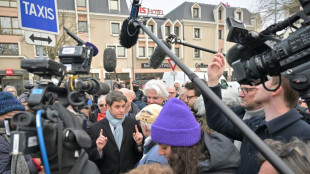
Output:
top-left (119, 18), bottom-right (140, 48)
top-left (64, 27), bottom-right (99, 56)
top-left (103, 48), bottom-right (118, 80)
top-left (149, 40), bottom-right (171, 69)
top-left (103, 48), bottom-right (116, 72)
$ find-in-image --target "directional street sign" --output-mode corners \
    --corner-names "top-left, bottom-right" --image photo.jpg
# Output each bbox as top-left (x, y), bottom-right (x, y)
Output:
top-left (17, 0), bottom-right (59, 34)
top-left (168, 59), bottom-right (177, 71)
top-left (25, 31), bottom-right (56, 47)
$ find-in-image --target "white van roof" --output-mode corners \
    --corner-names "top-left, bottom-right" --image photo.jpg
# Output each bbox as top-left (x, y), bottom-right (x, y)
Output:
top-left (162, 71), bottom-right (225, 87)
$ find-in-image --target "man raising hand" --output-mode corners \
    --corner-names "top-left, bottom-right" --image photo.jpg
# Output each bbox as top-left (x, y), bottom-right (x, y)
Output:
top-left (87, 91), bottom-right (143, 174)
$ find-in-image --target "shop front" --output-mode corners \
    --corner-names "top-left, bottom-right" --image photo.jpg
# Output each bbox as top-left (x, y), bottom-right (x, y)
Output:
top-left (0, 69), bottom-right (29, 96)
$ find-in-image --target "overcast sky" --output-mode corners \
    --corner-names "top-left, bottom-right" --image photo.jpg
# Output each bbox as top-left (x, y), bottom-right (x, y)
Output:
top-left (126, 0), bottom-right (258, 15)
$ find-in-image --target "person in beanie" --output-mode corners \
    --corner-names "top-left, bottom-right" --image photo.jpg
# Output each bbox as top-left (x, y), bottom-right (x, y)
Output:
top-left (0, 92), bottom-right (40, 174)
top-left (136, 104), bottom-right (168, 166)
top-left (151, 98), bottom-right (240, 174)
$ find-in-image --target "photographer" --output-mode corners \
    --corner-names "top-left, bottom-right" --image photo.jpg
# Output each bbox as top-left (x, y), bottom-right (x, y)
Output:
top-left (0, 92), bottom-right (41, 174)
top-left (204, 53), bottom-right (310, 173)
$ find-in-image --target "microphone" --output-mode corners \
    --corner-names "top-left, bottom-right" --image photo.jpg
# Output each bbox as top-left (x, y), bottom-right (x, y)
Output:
top-left (63, 27), bottom-right (99, 56)
top-left (103, 48), bottom-right (118, 80)
top-left (226, 43), bottom-right (272, 67)
top-left (96, 82), bottom-right (110, 96)
top-left (75, 79), bottom-right (110, 95)
top-left (226, 44), bottom-right (241, 67)
top-left (119, 0), bottom-right (140, 48)
top-left (149, 40), bottom-right (171, 69)
top-left (119, 18), bottom-right (140, 49)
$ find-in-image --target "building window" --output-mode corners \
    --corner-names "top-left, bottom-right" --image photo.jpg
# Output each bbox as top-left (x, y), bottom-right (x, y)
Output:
top-left (139, 47), bottom-right (145, 57)
top-left (111, 22), bottom-right (120, 35)
top-left (148, 47), bottom-right (154, 57)
top-left (175, 48), bottom-right (180, 57)
top-left (0, 0), bottom-right (17, 7)
top-left (194, 28), bottom-right (200, 38)
top-left (110, 0), bottom-right (119, 10)
top-left (76, 0), bottom-right (86, 7)
top-left (0, 43), bottom-right (18, 55)
top-left (174, 26), bottom-right (179, 36)
top-left (35, 46), bottom-right (48, 57)
top-left (165, 26), bottom-right (170, 36)
top-left (218, 10), bottom-right (222, 19)
top-left (0, 17), bottom-right (21, 35)
top-left (107, 45), bottom-right (126, 57)
top-left (237, 12), bottom-right (242, 20)
top-left (139, 28), bottom-right (144, 34)
top-left (147, 25), bottom-right (154, 33)
top-left (194, 49), bottom-right (200, 58)
top-left (78, 21), bottom-right (87, 32)
top-left (193, 8), bottom-right (199, 17)
top-left (218, 30), bottom-right (222, 39)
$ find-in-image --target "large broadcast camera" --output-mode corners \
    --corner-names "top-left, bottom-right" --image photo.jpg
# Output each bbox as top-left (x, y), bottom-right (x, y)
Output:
top-left (227, 0), bottom-right (310, 109)
top-left (9, 27), bottom-right (108, 173)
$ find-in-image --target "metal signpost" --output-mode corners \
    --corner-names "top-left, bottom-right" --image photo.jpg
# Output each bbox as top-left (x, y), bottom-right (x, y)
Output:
top-left (168, 59), bottom-right (177, 81)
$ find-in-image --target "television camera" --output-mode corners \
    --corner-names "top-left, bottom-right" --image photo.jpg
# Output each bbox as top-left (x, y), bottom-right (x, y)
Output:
top-left (227, 0), bottom-right (310, 109)
top-left (7, 27), bottom-right (108, 173)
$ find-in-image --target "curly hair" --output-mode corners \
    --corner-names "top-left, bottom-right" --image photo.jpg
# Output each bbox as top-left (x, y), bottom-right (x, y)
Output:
top-left (168, 134), bottom-right (209, 174)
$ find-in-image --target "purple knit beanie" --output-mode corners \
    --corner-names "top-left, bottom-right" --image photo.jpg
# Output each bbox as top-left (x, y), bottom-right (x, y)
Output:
top-left (0, 92), bottom-right (25, 115)
top-left (151, 98), bottom-right (201, 146)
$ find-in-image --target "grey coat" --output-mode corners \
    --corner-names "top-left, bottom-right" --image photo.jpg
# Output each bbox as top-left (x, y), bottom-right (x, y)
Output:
top-left (200, 132), bottom-right (241, 174)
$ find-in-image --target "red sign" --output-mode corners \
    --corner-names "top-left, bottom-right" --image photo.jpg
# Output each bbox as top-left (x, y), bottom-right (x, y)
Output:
top-left (168, 59), bottom-right (177, 71)
top-left (139, 6), bottom-right (164, 16)
top-left (5, 69), bottom-right (14, 76)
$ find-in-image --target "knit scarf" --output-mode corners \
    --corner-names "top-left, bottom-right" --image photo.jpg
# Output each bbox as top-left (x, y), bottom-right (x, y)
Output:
top-left (106, 110), bottom-right (125, 151)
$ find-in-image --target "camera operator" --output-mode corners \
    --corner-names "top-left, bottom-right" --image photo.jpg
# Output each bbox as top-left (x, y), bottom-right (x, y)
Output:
top-left (203, 53), bottom-right (310, 174)
top-left (0, 92), bottom-right (42, 174)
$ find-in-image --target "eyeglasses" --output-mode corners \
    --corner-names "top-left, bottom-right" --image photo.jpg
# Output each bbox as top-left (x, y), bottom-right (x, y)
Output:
top-left (186, 95), bottom-right (196, 100)
top-left (238, 87), bottom-right (256, 95)
top-left (99, 104), bottom-right (107, 107)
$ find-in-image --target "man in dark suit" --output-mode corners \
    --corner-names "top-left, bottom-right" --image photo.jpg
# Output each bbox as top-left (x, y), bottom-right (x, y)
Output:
top-left (87, 91), bottom-right (143, 174)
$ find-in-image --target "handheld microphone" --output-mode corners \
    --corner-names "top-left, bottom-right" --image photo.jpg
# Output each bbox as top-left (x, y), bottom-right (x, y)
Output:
top-left (119, 18), bottom-right (140, 49)
top-left (63, 27), bottom-right (99, 56)
top-left (103, 48), bottom-right (118, 80)
top-left (149, 40), bottom-right (171, 69)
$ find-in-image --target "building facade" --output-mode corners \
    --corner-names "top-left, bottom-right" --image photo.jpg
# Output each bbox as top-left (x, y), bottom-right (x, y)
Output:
top-left (0, 0), bottom-right (261, 94)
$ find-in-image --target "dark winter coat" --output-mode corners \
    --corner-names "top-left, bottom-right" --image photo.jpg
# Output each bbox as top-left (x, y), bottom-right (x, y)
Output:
top-left (203, 84), bottom-right (310, 174)
top-left (87, 117), bottom-right (143, 174)
top-left (0, 129), bottom-right (38, 174)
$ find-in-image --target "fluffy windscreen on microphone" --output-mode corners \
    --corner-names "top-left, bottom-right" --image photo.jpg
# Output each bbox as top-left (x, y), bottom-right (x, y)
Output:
top-left (226, 43), bottom-right (272, 67)
top-left (85, 42), bottom-right (99, 56)
top-left (103, 48), bottom-right (117, 72)
top-left (149, 40), bottom-right (171, 69)
top-left (119, 18), bottom-right (140, 48)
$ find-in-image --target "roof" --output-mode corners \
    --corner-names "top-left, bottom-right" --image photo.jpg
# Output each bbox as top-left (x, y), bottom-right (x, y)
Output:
top-left (57, 0), bottom-right (129, 15)
top-left (164, 1), bottom-right (255, 25)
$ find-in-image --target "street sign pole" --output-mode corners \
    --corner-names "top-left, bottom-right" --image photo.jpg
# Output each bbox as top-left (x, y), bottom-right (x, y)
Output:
top-left (39, 46), bottom-right (43, 59)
